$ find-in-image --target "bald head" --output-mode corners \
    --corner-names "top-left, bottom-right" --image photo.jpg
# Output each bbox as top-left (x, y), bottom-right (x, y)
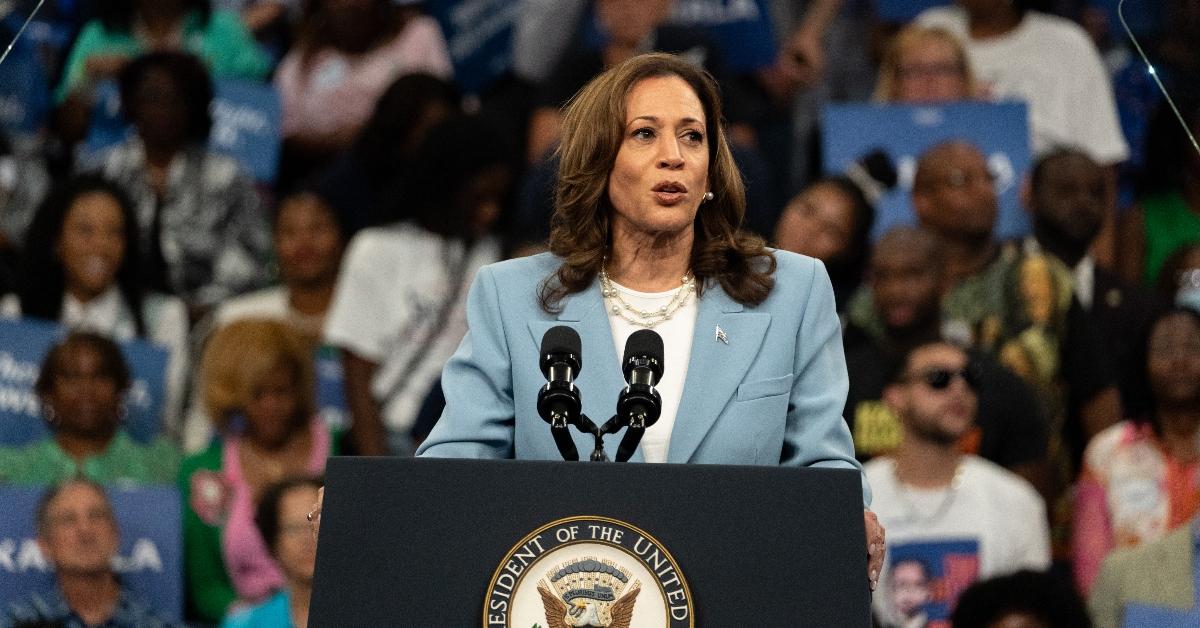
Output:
top-left (874, 226), bottom-right (943, 267)
top-left (912, 141), bottom-right (998, 241)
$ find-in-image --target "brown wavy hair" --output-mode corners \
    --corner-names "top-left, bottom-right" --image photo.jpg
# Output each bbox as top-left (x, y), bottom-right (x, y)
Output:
top-left (539, 52), bottom-right (775, 313)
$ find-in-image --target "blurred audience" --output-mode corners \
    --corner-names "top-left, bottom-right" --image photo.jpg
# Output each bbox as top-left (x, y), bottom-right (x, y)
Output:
top-left (2, 175), bottom-right (190, 439)
top-left (324, 115), bottom-right (512, 456)
top-left (866, 339), bottom-right (1050, 627)
top-left (181, 319), bottom-right (335, 623)
top-left (1088, 514), bottom-right (1199, 628)
top-left (54, 0), bottom-right (270, 144)
top-left (0, 332), bottom-right (179, 485)
top-left (1158, 243), bottom-right (1200, 312)
top-left (917, 0), bottom-right (1128, 165)
top-left (873, 25), bottom-right (976, 104)
top-left (773, 150), bottom-right (895, 310)
top-left (81, 52), bottom-right (271, 313)
top-left (952, 569), bottom-right (1092, 628)
top-left (0, 132), bottom-right (52, 259)
top-left (315, 72), bottom-right (462, 236)
top-left (1073, 308), bottom-right (1200, 594)
top-left (275, 0), bottom-right (452, 183)
top-left (843, 227), bottom-right (1049, 490)
top-left (1025, 148), bottom-right (1161, 421)
top-left (0, 479), bottom-right (180, 627)
top-left (221, 476), bottom-right (321, 628)
top-left (214, 188), bottom-right (345, 341)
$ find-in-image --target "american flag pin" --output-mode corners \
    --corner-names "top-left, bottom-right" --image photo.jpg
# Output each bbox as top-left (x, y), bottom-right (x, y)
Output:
top-left (715, 325), bottom-right (728, 344)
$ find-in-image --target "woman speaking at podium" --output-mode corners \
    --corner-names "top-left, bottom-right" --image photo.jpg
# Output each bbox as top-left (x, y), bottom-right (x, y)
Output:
top-left (319, 52), bottom-right (885, 589)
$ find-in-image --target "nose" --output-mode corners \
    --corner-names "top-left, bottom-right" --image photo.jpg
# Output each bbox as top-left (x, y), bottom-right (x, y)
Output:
top-left (657, 138), bottom-right (684, 170)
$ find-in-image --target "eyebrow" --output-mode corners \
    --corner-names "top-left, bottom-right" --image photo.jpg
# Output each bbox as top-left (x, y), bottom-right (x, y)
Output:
top-left (628, 115), bottom-right (705, 126)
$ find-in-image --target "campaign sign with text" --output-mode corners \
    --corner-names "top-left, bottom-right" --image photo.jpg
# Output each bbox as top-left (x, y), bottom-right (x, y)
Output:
top-left (822, 101), bottom-right (1032, 241)
top-left (83, 80), bottom-right (282, 183)
top-left (427, 0), bottom-right (518, 94)
top-left (0, 318), bottom-right (168, 446)
top-left (667, 0), bottom-right (777, 72)
top-left (0, 485), bottom-right (183, 621)
top-left (0, 37), bottom-right (49, 136)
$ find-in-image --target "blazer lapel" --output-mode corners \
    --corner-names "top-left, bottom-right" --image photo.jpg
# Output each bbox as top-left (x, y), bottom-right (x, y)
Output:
top-left (527, 281), bottom-right (632, 460)
top-left (667, 286), bottom-right (771, 463)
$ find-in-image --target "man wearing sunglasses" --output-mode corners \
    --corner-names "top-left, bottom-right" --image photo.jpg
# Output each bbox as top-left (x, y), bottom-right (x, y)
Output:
top-left (865, 339), bottom-right (1050, 628)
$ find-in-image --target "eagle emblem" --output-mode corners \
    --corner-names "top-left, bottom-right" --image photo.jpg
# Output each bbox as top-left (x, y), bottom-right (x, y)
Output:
top-left (535, 558), bottom-right (641, 628)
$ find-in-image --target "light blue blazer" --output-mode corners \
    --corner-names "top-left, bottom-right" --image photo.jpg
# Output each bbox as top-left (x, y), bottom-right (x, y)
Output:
top-left (416, 251), bottom-right (869, 503)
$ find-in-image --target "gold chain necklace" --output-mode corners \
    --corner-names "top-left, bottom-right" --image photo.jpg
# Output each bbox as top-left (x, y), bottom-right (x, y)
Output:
top-left (599, 266), bottom-right (695, 329)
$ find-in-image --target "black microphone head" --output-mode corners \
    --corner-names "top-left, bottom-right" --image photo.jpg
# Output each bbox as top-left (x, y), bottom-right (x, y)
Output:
top-left (540, 325), bottom-right (582, 378)
top-left (622, 329), bottom-right (664, 381)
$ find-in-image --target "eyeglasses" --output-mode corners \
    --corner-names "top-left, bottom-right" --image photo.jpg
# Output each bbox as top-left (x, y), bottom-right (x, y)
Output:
top-left (905, 366), bottom-right (980, 391)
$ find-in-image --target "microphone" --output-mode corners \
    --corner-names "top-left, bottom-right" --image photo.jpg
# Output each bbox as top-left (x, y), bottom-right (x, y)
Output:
top-left (614, 329), bottom-right (664, 462)
top-left (537, 326), bottom-right (583, 461)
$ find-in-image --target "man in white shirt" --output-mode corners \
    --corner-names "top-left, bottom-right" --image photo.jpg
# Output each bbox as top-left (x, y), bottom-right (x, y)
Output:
top-left (917, 1), bottom-right (1128, 165)
top-left (865, 339), bottom-right (1049, 627)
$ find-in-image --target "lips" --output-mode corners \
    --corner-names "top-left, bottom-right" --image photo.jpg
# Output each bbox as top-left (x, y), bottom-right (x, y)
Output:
top-left (652, 181), bottom-right (688, 205)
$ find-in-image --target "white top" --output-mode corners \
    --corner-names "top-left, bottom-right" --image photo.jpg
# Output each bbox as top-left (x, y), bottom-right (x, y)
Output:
top-left (864, 455), bottom-right (1050, 626)
top-left (603, 281), bottom-right (698, 464)
top-left (0, 288), bottom-right (189, 442)
top-left (324, 223), bottom-right (501, 436)
top-left (917, 7), bottom-right (1129, 164)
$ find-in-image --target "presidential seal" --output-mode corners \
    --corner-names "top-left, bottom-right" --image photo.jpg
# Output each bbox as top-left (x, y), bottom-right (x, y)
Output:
top-left (483, 516), bottom-right (693, 628)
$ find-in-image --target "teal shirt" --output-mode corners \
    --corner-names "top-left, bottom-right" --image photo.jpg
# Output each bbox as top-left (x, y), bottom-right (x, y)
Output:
top-left (0, 431), bottom-right (180, 485)
top-left (55, 10), bottom-right (271, 103)
top-left (220, 590), bottom-right (292, 628)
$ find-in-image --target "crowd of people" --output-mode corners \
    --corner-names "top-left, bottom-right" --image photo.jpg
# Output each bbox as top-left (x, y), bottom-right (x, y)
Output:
top-left (0, 0), bottom-right (1197, 626)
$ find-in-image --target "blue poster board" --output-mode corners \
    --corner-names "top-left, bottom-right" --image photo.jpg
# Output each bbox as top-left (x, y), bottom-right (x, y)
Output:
top-left (314, 344), bottom-right (348, 432)
top-left (83, 80), bottom-right (281, 183)
top-left (821, 101), bottom-right (1032, 242)
top-left (0, 37), bottom-right (49, 137)
top-left (0, 485), bottom-right (183, 622)
top-left (666, 0), bottom-right (778, 72)
top-left (0, 318), bottom-right (169, 446)
top-left (426, 0), bottom-right (518, 94)
top-left (875, 0), bottom-right (948, 23)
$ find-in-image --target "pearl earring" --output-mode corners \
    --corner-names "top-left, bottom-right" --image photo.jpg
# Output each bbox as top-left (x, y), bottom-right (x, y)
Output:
top-left (703, 192), bottom-right (714, 202)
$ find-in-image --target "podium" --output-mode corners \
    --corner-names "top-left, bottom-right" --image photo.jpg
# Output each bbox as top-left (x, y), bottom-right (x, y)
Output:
top-left (310, 457), bottom-right (871, 626)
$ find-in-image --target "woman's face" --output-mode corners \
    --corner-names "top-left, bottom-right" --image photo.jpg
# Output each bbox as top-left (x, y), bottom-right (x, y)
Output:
top-left (244, 364), bottom-right (302, 448)
top-left (274, 484), bottom-right (320, 584)
top-left (132, 67), bottom-right (189, 148)
top-left (458, 164), bottom-right (512, 239)
top-left (773, 182), bottom-right (856, 262)
top-left (43, 344), bottom-right (123, 439)
top-left (1147, 313), bottom-right (1200, 406)
top-left (58, 192), bottom-right (126, 301)
top-left (607, 75), bottom-right (710, 244)
top-left (895, 38), bottom-right (969, 104)
top-left (275, 194), bottom-right (343, 288)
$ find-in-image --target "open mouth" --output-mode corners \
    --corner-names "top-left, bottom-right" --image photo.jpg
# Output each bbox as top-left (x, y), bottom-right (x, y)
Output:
top-left (652, 181), bottom-right (688, 205)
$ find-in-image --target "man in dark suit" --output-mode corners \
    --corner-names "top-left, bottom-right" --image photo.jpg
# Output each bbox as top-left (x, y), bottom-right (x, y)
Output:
top-left (1025, 148), bottom-right (1163, 418)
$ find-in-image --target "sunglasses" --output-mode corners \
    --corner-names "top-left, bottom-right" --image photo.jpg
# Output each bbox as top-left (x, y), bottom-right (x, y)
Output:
top-left (907, 365), bottom-right (980, 391)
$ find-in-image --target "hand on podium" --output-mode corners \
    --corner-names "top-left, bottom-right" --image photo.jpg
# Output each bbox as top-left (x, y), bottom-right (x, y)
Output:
top-left (308, 486), bottom-right (324, 541)
top-left (865, 509), bottom-right (886, 591)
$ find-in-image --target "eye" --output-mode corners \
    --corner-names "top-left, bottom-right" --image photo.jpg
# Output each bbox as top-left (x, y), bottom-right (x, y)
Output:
top-left (682, 130), bottom-right (704, 144)
top-left (632, 127), bottom-right (656, 141)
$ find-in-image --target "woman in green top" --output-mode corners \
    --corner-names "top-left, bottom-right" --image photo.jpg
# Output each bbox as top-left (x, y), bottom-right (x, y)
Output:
top-left (56, 0), bottom-right (271, 143)
top-left (0, 332), bottom-right (180, 485)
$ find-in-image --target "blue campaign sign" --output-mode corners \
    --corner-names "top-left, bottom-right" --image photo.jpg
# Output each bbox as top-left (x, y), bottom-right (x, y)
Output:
top-left (209, 80), bottom-right (282, 184)
top-left (0, 485), bottom-right (183, 622)
top-left (426, 0), bottom-right (519, 94)
top-left (875, 0), bottom-right (948, 23)
top-left (82, 80), bottom-right (281, 183)
top-left (0, 318), bottom-right (169, 446)
top-left (0, 36), bottom-right (49, 136)
top-left (314, 344), bottom-right (348, 432)
top-left (821, 101), bottom-right (1032, 242)
top-left (666, 0), bottom-right (778, 72)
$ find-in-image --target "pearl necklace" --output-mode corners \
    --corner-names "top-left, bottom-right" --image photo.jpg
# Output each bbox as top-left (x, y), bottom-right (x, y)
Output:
top-left (599, 266), bottom-right (695, 329)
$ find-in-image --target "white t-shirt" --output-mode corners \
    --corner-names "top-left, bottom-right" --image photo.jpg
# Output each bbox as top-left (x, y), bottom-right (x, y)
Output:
top-left (603, 281), bottom-right (698, 464)
top-left (917, 7), bottom-right (1129, 164)
top-left (864, 455), bottom-right (1050, 627)
top-left (324, 223), bottom-right (501, 437)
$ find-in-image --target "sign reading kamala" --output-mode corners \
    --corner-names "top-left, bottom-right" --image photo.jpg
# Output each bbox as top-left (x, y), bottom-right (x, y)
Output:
top-left (485, 516), bottom-right (693, 628)
top-left (0, 318), bottom-right (168, 446)
top-left (0, 486), bottom-right (183, 621)
top-left (821, 102), bottom-right (1032, 242)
